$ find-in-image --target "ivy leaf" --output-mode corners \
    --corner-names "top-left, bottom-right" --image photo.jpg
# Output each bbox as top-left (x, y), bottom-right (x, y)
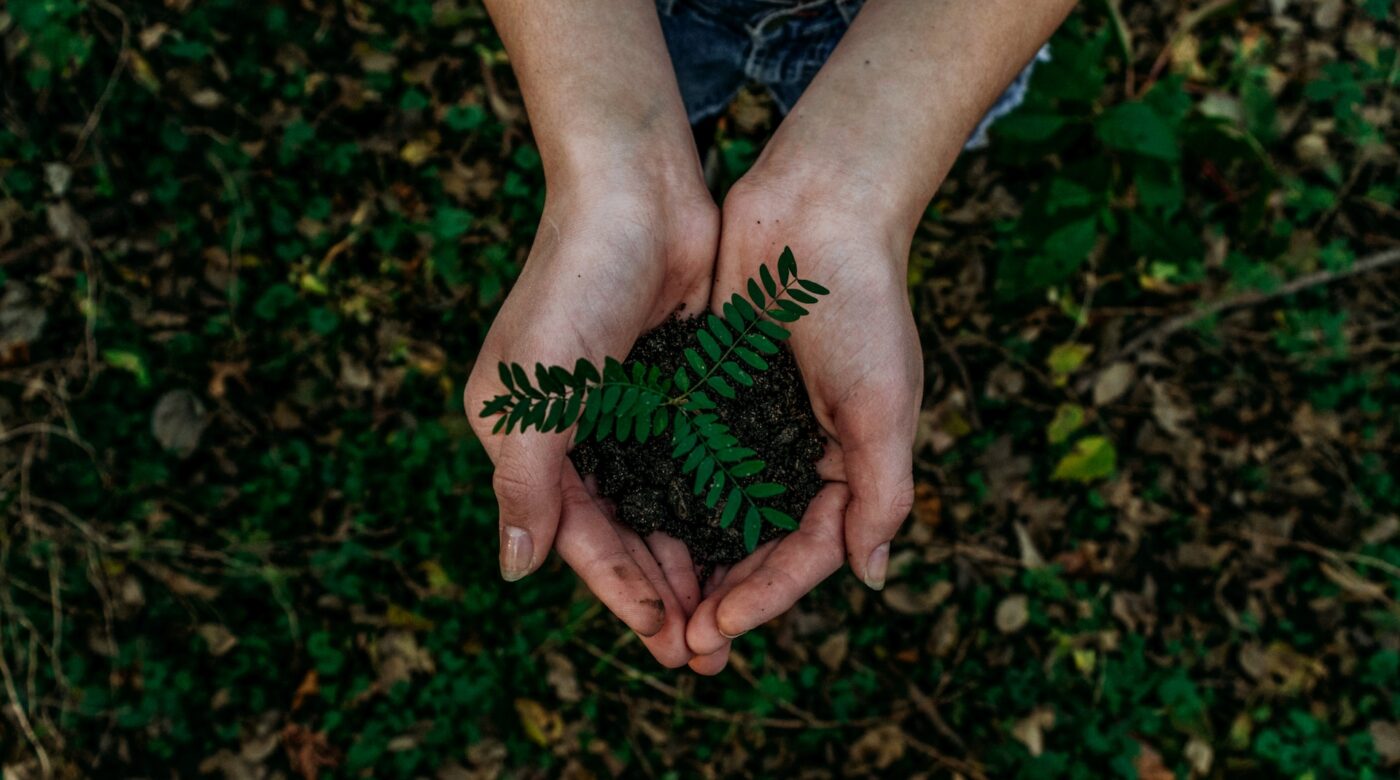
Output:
top-left (1051, 436), bottom-right (1118, 482)
top-left (1047, 403), bottom-right (1086, 444)
top-left (1096, 101), bottom-right (1181, 162)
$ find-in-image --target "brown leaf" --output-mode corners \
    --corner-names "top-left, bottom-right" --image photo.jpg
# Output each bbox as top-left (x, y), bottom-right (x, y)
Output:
top-left (544, 651), bottom-right (581, 703)
top-left (282, 723), bottom-right (340, 780)
top-left (1134, 740), bottom-right (1174, 780)
top-left (995, 594), bottom-right (1030, 634)
top-left (1370, 721), bottom-right (1400, 766)
top-left (817, 630), bottom-right (849, 670)
top-left (1092, 362), bottom-right (1135, 406)
top-left (152, 389), bottom-right (208, 457)
top-left (197, 624), bottom-right (238, 657)
top-left (1011, 707), bottom-right (1055, 756)
top-left (845, 724), bottom-right (907, 774)
top-left (912, 482), bottom-right (942, 527)
top-left (883, 581), bottom-right (953, 616)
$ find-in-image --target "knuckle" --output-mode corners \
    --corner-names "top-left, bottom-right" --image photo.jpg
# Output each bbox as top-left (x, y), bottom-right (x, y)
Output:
top-left (491, 467), bottom-right (537, 514)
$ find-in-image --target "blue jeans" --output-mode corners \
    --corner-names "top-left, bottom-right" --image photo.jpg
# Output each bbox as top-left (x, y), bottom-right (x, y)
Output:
top-left (657, 0), bottom-right (1048, 149)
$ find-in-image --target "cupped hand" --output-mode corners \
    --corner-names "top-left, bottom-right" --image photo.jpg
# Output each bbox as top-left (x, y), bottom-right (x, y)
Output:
top-left (465, 177), bottom-right (718, 667)
top-left (684, 172), bottom-right (922, 672)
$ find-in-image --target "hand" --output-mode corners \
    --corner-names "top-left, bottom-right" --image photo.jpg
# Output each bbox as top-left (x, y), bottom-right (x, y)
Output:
top-left (465, 172), bottom-right (718, 668)
top-left (684, 168), bottom-right (922, 673)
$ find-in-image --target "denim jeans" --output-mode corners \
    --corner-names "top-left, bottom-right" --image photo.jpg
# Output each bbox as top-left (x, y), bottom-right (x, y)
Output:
top-left (656, 0), bottom-right (1049, 149)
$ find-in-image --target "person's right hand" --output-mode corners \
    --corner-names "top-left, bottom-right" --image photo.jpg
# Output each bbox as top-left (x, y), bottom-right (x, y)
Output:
top-left (464, 169), bottom-right (718, 668)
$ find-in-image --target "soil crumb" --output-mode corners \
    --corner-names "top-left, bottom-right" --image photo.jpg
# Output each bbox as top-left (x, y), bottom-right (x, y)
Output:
top-left (570, 316), bottom-right (825, 567)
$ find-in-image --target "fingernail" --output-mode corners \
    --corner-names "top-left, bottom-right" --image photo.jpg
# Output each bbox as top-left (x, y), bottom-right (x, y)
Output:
top-left (864, 543), bottom-right (889, 591)
top-left (720, 627), bottom-right (747, 640)
top-left (501, 525), bottom-right (533, 582)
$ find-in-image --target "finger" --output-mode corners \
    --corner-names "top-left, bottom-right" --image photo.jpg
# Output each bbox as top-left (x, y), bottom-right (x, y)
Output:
top-left (555, 468), bottom-right (667, 638)
top-left (816, 440), bottom-right (847, 482)
top-left (491, 430), bottom-right (569, 581)
top-left (713, 483), bottom-right (849, 638)
top-left (685, 543), bottom-right (779, 656)
top-left (617, 526), bottom-right (693, 668)
top-left (702, 564), bottom-right (731, 599)
top-left (687, 647), bottom-right (731, 676)
top-left (838, 412), bottom-right (916, 591)
top-left (647, 532), bottom-right (702, 615)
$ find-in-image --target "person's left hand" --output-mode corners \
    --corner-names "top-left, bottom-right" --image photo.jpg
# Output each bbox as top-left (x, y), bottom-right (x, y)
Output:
top-left (683, 167), bottom-right (923, 674)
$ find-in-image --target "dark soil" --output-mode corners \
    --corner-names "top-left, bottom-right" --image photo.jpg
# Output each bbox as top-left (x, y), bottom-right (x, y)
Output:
top-left (570, 316), bottom-right (826, 567)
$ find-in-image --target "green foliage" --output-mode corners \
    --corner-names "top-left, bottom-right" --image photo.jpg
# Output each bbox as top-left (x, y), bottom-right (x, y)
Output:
top-left (479, 248), bottom-right (826, 549)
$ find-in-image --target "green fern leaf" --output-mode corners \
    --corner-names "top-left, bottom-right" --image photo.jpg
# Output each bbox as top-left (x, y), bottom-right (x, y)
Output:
top-left (602, 385), bottom-right (621, 412)
top-left (510, 364), bottom-right (535, 398)
top-left (731, 459), bottom-right (765, 477)
top-left (696, 329), bottom-right (721, 360)
top-left (492, 415), bottom-right (508, 435)
top-left (754, 320), bottom-right (791, 341)
top-left (778, 246), bottom-right (797, 284)
top-left (761, 507), bottom-right (797, 530)
top-left (746, 482), bottom-right (786, 499)
top-left (694, 458), bottom-right (715, 493)
top-left (688, 391), bottom-right (717, 410)
top-left (798, 278), bottom-right (830, 296)
top-left (747, 278), bottom-right (765, 309)
top-left (707, 376), bottom-right (735, 399)
top-left (731, 293), bottom-right (757, 322)
top-left (721, 361), bottom-right (753, 386)
top-left (573, 357), bottom-right (599, 385)
top-left (480, 395), bottom-right (511, 417)
top-left (498, 363), bottom-right (515, 391)
top-left (543, 397), bottom-right (565, 430)
top-left (789, 288), bottom-right (818, 305)
top-left (734, 346), bottom-right (769, 371)
top-left (721, 488), bottom-right (743, 528)
top-left (707, 314), bottom-right (733, 346)
top-left (705, 474), bottom-right (724, 507)
top-left (760, 264), bottom-right (778, 297)
top-left (745, 333), bottom-right (779, 355)
top-left (684, 348), bottom-right (707, 375)
top-left (743, 505), bottom-right (762, 550)
top-left (651, 407), bottom-right (668, 436)
top-left (595, 412), bottom-right (613, 441)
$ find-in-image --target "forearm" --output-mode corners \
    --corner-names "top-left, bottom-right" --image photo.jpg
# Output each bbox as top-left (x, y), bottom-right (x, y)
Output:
top-left (753, 0), bottom-right (1075, 238)
top-left (483, 1), bottom-right (702, 190)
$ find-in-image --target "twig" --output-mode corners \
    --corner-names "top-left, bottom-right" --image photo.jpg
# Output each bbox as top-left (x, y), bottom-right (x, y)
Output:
top-left (1109, 247), bottom-right (1400, 364)
top-left (0, 606), bottom-right (53, 778)
top-left (71, 0), bottom-right (131, 162)
top-left (1139, 0), bottom-right (1239, 95)
top-left (571, 638), bottom-right (880, 730)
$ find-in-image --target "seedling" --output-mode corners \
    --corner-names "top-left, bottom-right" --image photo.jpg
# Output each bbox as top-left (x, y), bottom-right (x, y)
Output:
top-left (479, 247), bottom-right (829, 551)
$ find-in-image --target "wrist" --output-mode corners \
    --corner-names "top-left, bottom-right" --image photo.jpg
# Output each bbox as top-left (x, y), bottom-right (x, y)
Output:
top-left (735, 142), bottom-right (928, 263)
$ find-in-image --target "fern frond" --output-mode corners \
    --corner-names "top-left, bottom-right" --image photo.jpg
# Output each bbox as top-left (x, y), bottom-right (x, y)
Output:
top-left (476, 246), bottom-right (830, 552)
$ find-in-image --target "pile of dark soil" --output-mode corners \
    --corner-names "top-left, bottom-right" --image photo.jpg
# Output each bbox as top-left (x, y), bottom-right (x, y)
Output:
top-left (570, 316), bottom-right (826, 566)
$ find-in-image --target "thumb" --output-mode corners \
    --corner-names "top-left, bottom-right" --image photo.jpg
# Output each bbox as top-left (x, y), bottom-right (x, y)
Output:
top-left (839, 411), bottom-right (916, 591)
top-left (492, 430), bottom-right (568, 581)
